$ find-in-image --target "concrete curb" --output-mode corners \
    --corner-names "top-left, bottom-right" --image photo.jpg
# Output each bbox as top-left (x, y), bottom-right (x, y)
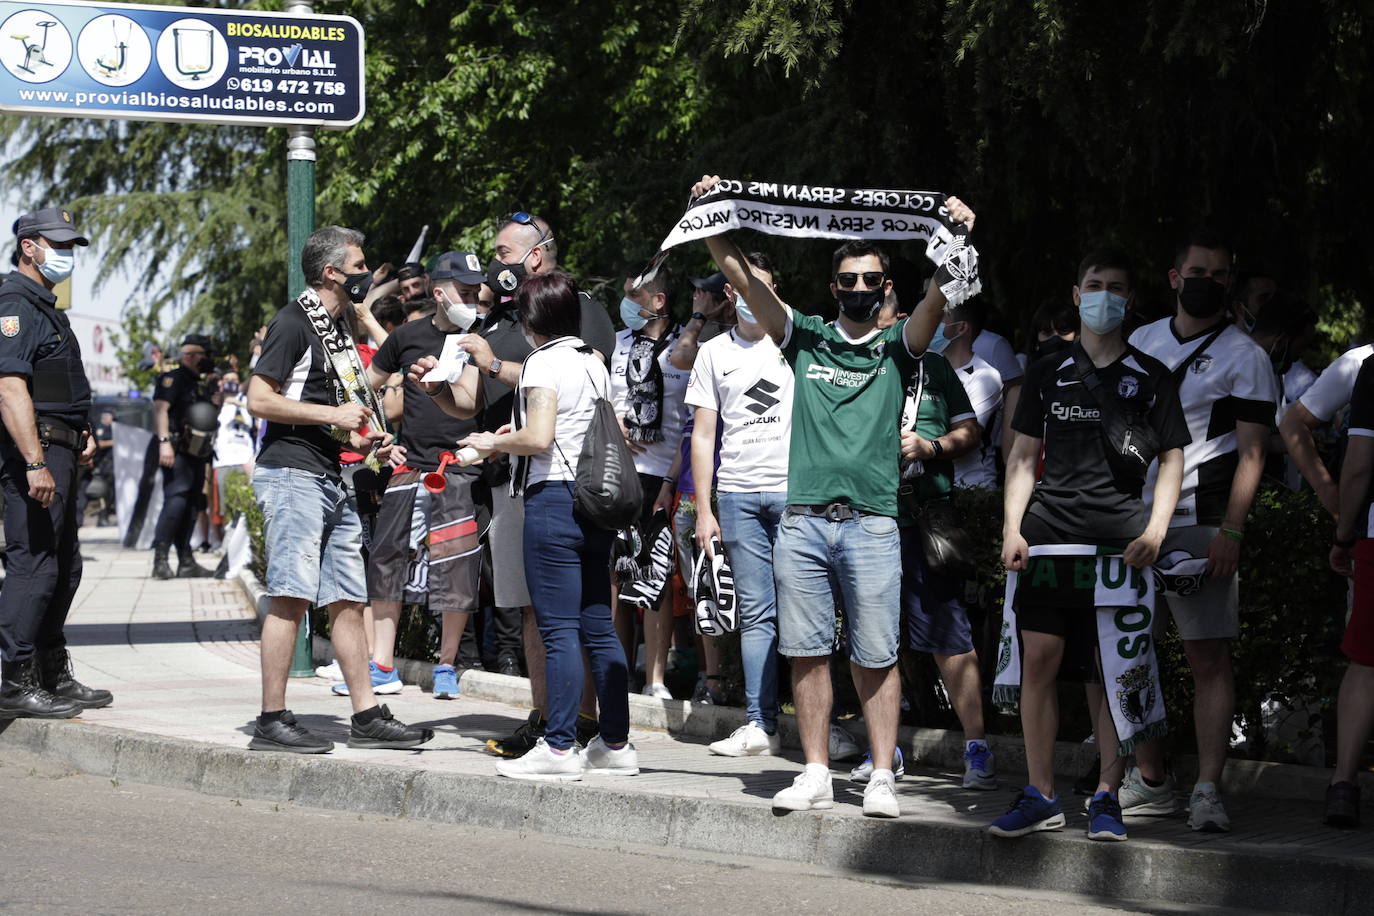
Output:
top-left (2, 716), bottom-right (1369, 914)
top-left (234, 567), bottom-right (1369, 805)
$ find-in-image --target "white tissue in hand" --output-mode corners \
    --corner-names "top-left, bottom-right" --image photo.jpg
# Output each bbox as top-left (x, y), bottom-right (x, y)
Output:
top-left (421, 336), bottom-right (471, 384)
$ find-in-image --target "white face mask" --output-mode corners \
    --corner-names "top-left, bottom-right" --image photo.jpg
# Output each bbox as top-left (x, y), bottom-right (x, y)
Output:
top-left (35, 245), bottom-right (74, 284)
top-left (437, 289), bottom-right (477, 331)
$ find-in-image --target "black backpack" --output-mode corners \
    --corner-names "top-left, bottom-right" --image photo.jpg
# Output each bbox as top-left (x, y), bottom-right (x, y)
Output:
top-left (557, 360), bottom-right (643, 530)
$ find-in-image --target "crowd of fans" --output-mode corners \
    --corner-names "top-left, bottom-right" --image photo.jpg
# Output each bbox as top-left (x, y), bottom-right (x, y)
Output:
top-left (209, 175), bottom-right (1371, 840)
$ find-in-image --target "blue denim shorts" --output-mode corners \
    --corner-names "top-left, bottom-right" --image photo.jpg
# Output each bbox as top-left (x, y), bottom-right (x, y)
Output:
top-left (773, 508), bottom-right (902, 668)
top-left (899, 525), bottom-right (974, 656)
top-left (253, 465), bottom-right (367, 607)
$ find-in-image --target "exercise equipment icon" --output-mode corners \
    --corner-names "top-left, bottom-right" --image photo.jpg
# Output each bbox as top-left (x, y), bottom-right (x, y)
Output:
top-left (10, 19), bottom-right (58, 75)
top-left (172, 27), bottom-right (213, 80)
top-left (93, 17), bottom-right (131, 77)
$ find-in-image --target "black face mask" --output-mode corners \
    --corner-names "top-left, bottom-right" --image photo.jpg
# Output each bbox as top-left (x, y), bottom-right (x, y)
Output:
top-left (1178, 276), bottom-right (1227, 319)
top-left (836, 288), bottom-right (884, 322)
top-left (1034, 335), bottom-right (1073, 362)
top-left (341, 270), bottom-right (373, 304)
top-left (487, 258), bottom-right (526, 297)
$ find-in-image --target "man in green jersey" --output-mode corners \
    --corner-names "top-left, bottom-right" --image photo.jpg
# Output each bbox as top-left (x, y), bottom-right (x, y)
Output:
top-left (692, 174), bottom-right (976, 818)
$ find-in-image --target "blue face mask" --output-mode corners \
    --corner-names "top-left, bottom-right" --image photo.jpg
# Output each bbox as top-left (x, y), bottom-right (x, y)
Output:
top-left (734, 293), bottom-right (755, 325)
top-left (1078, 289), bottom-right (1129, 334)
top-left (929, 321), bottom-right (962, 354)
top-left (619, 296), bottom-right (648, 331)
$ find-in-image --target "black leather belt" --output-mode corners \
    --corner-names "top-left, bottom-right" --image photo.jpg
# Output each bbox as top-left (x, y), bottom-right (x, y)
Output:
top-left (38, 419), bottom-right (88, 451)
top-left (788, 502), bottom-right (872, 522)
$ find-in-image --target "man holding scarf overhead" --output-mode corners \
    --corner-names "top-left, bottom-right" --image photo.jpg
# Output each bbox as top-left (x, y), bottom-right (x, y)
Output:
top-left (688, 173), bottom-right (976, 819)
top-left (245, 225), bottom-right (434, 755)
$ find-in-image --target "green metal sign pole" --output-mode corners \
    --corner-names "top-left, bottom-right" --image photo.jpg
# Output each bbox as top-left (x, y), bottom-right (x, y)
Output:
top-left (285, 0), bottom-right (317, 678)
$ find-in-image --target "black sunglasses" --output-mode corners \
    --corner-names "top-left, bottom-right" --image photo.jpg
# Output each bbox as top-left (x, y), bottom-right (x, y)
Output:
top-left (835, 271), bottom-right (885, 290)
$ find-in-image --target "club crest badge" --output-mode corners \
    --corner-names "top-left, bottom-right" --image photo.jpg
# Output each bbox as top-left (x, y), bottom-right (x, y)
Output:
top-left (497, 269), bottom-right (517, 292)
top-left (1116, 664), bottom-right (1156, 726)
top-left (1191, 355), bottom-right (1213, 374)
top-left (465, 254), bottom-right (482, 273)
top-left (0, 316), bottom-right (18, 337)
top-left (1118, 375), bottom-right (1139, 399)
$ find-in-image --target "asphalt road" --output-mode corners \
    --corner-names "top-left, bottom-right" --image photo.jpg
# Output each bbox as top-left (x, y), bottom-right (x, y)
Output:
top-left (0, 748), bottom-right (1154, 915)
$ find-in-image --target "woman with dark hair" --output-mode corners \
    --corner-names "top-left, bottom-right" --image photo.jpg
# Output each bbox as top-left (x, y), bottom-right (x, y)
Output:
top-left (459, 271), bottom-right (637, 780)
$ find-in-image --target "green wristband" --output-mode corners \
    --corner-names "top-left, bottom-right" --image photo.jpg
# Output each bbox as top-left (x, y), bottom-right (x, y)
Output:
top-left (1220, 527), bottom-right (1244, 543)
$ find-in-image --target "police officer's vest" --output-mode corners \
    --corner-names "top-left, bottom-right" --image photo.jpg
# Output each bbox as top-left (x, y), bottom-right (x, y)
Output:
top-left (0, 275), bottom-right (90, 423)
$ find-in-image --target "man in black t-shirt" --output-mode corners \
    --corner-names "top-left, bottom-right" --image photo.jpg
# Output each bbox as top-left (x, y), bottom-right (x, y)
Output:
top-left (246, 225), bottom-right (432, 755)
top-left (992, 247), bottom-right (1188, 844)
top-left (356, 252), bottom-right (486, 702)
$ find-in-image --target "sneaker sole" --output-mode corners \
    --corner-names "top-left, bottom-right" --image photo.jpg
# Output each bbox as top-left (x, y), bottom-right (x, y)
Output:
top-left (772, 797), bottom-right (835, 812)
top-left (863, 800), bottom-right (901, 818)
top-left (347, 735), bottom-right (434, 750)
top-left (585, 766), bottom-right (639, 776)
top-left (248, 736), bottom-right (333, 754)
top-left (1087, 827), bottom-right (1129, 842)
top-left (1121, 799), bottom-right (1181, 816)
top-left (1188, 818), bottom-right (1231, 832)
top-left (963, 774), bottom-right (997, 790)
top-left (373, 682), bottom-right (404, 695)
top-left (988, 812), bottom-right (1066, 837)
top-left (0, 708), bottom-right (82, 720)
top-left (496, 770), bottom-right (583, 782)
top-left (433, 692), bottom-right (457, 700)
top-left (710, 743), bottom-right (774, 757)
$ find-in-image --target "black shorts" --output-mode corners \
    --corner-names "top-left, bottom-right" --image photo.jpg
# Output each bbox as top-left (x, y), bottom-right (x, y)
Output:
top-left (1016, 604), bottom-right (1102, 684)
top-left (637, 472), bottom-right (664, 525)
top-left (367, 470), bottom-right (481, 614)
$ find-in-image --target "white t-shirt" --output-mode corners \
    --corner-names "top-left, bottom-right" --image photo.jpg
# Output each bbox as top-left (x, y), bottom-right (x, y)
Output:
top-left (610, 327), bottom-right (690, 478)
top-left (1282, 359), bottom-right (1318, 410)
top-left (685, 329), bottom-right (793, 493)
top-left (1298, 344), bottom-right (1374, 423)
top-left (1130, 318), bottom-right (1278, 526)
top-left (972, 328), bottom-right (1024, 384)
top-left (518, 337), bottom-right (608, 487)
top-left (947, 353), bottom-right (1002, 489)
top-left (213, 400), bottom-right (255, 469)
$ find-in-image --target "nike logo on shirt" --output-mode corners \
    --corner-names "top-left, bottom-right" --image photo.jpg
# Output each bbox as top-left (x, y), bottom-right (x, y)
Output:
top-left (1055, 378), bottom-right (1081, 387)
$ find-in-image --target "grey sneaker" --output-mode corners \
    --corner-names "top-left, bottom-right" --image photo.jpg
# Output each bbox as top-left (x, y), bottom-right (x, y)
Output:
top-left (963, 740), bottom-right (997, 790)
top-left (1187, 782), bottom-right (1231, 832)
top-left (1117, 765), bottom-right (1181, 815)
top-left (850, 747), bottom-right (905, 783)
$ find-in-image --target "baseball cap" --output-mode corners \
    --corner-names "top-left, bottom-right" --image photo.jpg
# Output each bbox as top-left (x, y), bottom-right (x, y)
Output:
top-left (689, 272), bottom-right (726, 296)
top-left (430, 250), bottom-right (486, 284)
top-left (13, 207), bottom-right (89, 245)
top-left (395, 261), bottom-right (427, 282)
top-left (182, 333), bottom-right (213, 351)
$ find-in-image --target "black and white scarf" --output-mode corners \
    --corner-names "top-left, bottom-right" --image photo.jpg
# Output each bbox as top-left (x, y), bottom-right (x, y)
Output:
top-left (296, 287), bottom-right (389, 470)
top-left (635, 178), bottom-right (981, 307)
top-left (625, 329), bottom-right (677, 444)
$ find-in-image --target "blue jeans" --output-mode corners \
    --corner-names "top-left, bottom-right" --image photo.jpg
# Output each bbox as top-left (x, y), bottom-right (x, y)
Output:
top-left (717, 491), bottom-right (785, 733)
top-left (774, 508), bottom-right (902, 668)
top-left (522, 481), bottom-right (629, 751)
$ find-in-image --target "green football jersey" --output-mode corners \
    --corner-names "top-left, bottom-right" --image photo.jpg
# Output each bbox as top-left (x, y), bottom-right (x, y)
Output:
top-left (780, 310), bottom-right (921, 517)
top-left (899, 351), bottom-right (976, 522)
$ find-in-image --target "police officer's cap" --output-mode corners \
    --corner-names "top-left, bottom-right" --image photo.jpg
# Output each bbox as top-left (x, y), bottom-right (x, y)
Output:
top-left (13, 207), bottom-right (89, 246)
top-left (182, 333), bottom-right (213, 352)
top-left (430, 251), bottom-right (485, 284)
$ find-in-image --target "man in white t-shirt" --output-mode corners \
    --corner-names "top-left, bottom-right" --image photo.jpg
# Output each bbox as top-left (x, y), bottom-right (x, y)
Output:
top-left (1281, 343), bottom-right (1374, 519)
top-left (932, 303), bottom-right (1002, 489)
top-left (687, 252), bottom-right (791, 757)
top-left (1125, 229), bottom-right (1278, 832)
top-left (610, 265), bottom-right (692, 698)
top-left (213, 371), bottom-right (256, 530)
top-left (971, 320), bottom-right (1023, 467)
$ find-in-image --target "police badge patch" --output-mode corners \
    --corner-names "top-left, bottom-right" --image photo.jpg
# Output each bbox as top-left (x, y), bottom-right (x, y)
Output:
top-left (0, 316), bottom-right (19, 337)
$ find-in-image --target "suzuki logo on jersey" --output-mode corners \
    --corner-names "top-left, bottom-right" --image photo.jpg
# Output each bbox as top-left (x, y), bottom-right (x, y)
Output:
top-left (742, 378), bottom-right (781, 415)
top-left (1050, 401), bottom-right (1101, 422)
top-left (1118, 375), bottom-right (1140, 399)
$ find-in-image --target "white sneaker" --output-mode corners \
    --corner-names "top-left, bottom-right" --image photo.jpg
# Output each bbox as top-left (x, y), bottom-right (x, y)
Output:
top-left (1187, 782), bottom-right (1231, 832)
top-left (772, 767), bottom-right (834, 811)
top-left (828, 723), bottom-right (862, 761)
top-left (709, 722), bottom-right (782, 757)
top-left (850, 747), bottom-right (905, 783)
top-left (583, 735), bottom-right (639, 775)
top-left (495, 738), bottom-right (584, 782)
top-left (863, 771), bottom-right (901, 818)
top-left (1116, 765), bottom-right (1180, 815)
top-left (314, 661), bottom-right (342, 680)
top-left (641, 683), bottom-right (673, 700)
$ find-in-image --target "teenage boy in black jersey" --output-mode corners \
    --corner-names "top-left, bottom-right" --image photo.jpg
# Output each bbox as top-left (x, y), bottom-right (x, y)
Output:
top-left (993, 247), bottom-right (1189, 841)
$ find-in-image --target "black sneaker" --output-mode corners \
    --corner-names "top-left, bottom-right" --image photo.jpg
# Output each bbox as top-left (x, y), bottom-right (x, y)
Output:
top-left (497, 657), bottom-right (522, 678)
top-left (487, 708), bottom-right (545, 758)
top-left (248, 710), bottom-right (333, 754)
top-left (1326, 781), bottom-right (1361, 828)
top-left (347, 704), bottom-right (434, 749)
top-left (576, 714), bottom-right (600, 749)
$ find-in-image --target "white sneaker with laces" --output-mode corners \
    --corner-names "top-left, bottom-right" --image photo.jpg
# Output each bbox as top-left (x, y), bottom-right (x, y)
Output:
top-left (583, 735), bottom-right (639, 775)
top-left (1116, 765), bottom-right (1180, 815)
top-left (641, 683), bottom-right (673, 700)
top-left (1187, 782), bottom-right (1231, 832)
top-left (863, 771), bottom-right (901, 818)
top-left (773, 767), bottom-right (834, 811)
top-left (495, 738), bottom-right (584, 782)
top-left (709, 722), bottom-right (781, 757)
top-left (828, 723), bottom-right (862, 761)
top-left (314, 661), bottom-right (342, 680)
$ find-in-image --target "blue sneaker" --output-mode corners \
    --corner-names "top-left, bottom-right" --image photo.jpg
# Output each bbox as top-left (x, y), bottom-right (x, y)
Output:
top-left (331, 661), bottom-right (403, 697)
top-left (432, 664), bottom-right (459, 700)
top-left (988, 785), bottom-right (1066, 837)
top-left (1087, 790), bottom-right (1128, 841)
top-left (963, 740), bottom-right (997, 790)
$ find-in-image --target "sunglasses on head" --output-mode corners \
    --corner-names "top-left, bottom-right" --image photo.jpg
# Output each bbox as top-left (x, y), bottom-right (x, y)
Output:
top-left (835, 271), bottom-right (885, 290)
top-left (503, 211), bottom-right (553, 251)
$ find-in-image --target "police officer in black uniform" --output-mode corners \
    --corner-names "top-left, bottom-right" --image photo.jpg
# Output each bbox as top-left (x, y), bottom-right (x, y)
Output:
top-left (150, 334), bottom-right (216, 579)
top-left (0, 207), bottom-right (111, 719)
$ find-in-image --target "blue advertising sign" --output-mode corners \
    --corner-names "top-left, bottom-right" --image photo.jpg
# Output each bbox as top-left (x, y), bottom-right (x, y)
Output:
top-left (0, 0), bottom-right (364, 128)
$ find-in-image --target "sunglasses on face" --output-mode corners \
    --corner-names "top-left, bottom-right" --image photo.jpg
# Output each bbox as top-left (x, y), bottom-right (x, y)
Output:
top-left (834, 271), bottom-right (885, 290)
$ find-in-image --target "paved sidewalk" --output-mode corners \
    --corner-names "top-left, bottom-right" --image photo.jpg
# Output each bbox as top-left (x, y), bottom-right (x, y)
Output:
top-left (3, 527), bottom-right (1372, 913)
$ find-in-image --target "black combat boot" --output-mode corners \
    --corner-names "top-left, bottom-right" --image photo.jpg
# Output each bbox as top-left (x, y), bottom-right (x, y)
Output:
top-left (38, 647), bottom-right (113, 709)
top-left (152, 544), bottom-right (175, 580)
top-left (175, 547), bottom-right (212, 578)
top-left (0, 656), bottom-right (81, 719)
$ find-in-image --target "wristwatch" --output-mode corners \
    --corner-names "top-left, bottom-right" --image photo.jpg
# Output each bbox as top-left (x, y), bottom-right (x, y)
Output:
top-left (157, 436), bottom-right (171, 443)
top-left (691, 311), bottom-right (707, 323)
top-left (487, 358), bottom-right (504, 379)
top-left (930, 438), bottom-right (945, 458)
